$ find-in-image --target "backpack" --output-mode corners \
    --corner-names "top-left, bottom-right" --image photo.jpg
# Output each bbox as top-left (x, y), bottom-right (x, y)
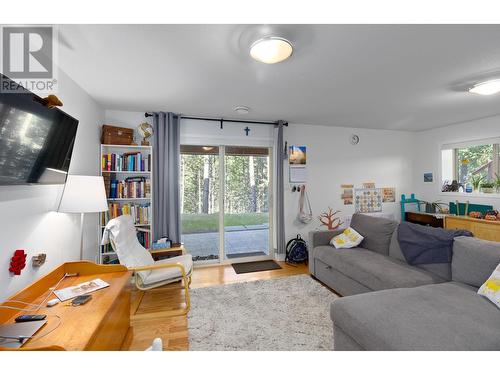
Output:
top-left (285, 235), bottom-right (308, 264)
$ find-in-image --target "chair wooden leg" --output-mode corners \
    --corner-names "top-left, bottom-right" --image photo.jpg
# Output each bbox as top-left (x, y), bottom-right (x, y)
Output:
top-left (130, 264), bottom-right (192, 318)
top-left (183, 274), bottom-right (191, 314)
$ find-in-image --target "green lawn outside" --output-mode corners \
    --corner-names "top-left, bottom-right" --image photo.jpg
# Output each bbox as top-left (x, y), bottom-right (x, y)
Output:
top-left (181, 212), bottom-right (269, 234)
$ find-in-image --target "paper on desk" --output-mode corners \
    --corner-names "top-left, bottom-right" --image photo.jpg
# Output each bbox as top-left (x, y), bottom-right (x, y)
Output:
top-left (53, 278), bottom-right (110, 301)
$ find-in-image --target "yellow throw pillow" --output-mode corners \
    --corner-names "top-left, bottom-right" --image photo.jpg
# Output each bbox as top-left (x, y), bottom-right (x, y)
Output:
top-left (330, 227), bottom-right (364, 249)
top-left (478, 263), bottom-right (500, 309)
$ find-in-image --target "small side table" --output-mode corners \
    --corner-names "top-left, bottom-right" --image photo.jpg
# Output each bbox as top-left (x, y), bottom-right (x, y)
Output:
top-left (149, 244), bottom-right (185, 261)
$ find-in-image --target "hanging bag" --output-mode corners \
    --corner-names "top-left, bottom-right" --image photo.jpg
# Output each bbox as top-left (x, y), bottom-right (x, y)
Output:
top-left (298, 185), bottom-right (313, 223)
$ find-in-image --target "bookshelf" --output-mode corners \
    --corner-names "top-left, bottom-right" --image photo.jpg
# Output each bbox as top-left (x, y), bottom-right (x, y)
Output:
top-left (98, 144), bottom-right (153, 264)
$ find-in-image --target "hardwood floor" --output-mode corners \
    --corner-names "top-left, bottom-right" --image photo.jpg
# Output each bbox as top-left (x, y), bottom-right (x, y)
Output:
top-left (121, 261), bottom-right (309, 350)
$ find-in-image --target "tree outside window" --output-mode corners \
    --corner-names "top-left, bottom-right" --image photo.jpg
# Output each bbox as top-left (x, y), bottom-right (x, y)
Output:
top-left (442, 141), bottom-right (500, 192)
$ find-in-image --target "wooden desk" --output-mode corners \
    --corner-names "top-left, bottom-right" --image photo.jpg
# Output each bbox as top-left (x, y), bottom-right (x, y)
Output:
top-left (0, 262), bottom-right (132, 351)
top-left (444, 215), bottom-right (500, 242)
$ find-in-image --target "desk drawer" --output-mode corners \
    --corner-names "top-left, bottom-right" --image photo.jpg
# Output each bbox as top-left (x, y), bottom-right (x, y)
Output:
top-left (445, 217), bottom-right (472, 231)
top-left (473, 222), bottom-right (500, 242)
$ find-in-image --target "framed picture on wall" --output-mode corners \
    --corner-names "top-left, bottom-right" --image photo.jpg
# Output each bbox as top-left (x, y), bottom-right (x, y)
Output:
top-left (424, 172), bottom-right (433, 182)
top-left (289, 146), bottom-right (307, 165)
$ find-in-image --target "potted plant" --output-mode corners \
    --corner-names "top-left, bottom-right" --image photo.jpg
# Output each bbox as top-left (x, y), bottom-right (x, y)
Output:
top-left (470, 175), bottom-right (484, 192)
top-left (495, 173), bottom-right (500, 193)
top-left (422, 200), bottom-right (449, 214)
top-left (481, 181), bottom-right (495, 194)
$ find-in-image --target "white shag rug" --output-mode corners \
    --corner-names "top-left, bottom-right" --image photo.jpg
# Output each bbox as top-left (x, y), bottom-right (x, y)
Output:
top-left (188, 275), bottom-right (338, 350)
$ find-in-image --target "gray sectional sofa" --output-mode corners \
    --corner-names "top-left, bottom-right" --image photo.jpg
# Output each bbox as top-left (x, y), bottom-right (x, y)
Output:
top-left (309, 213), bottom-right (500, 350)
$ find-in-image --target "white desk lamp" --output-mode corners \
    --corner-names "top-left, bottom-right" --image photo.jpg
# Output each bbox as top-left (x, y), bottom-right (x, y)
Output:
top-left (58, 175), bottom-right (108, 260)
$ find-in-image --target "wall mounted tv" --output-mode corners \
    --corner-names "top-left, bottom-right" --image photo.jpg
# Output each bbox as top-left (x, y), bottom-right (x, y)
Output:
top-left (0, 74), bottom-right (79, 185)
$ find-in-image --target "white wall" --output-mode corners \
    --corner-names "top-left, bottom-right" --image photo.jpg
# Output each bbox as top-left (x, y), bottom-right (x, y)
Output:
top-left (413, 115), bottom-right (500, 210)
top-left (105, 110), bottom-right (147, 134)
top-left (180, 118), bottom-right (274, 147)
top-left (0, 69), bottom-right (104, 301)
top-left (4, 81), bottom-right (493, 301)
top-left (78, 109), bottom-right (500, 271)
top-left (284, 124), bottom-right (415, 240)
top-left (103, 111), bottom-right (416, 249)
top-left (104, 111), bottom-right (274, 146)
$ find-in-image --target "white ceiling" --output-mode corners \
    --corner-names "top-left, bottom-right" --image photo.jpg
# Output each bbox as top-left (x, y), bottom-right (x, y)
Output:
top-left (58, 24), bottom-right (500, 131)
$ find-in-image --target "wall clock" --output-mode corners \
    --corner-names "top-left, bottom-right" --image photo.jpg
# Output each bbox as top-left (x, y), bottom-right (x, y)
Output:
top-left (350, 134), bottom-right (360, 145)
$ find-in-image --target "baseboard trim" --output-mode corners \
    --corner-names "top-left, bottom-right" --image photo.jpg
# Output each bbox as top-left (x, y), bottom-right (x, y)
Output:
top-left (274, 253), bottom-right (285, 261)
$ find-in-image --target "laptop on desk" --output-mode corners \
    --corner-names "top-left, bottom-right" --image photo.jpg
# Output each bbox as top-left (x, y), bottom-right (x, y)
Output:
top-left (0, 320), bottom-right (47, 349)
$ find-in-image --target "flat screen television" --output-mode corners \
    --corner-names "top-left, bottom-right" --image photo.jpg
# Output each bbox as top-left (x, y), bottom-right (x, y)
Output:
top-left (0, 74), bottom-right (79, 185)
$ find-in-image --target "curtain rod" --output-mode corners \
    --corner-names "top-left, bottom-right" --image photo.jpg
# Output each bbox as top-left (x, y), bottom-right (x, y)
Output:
top-left (144, 112), bottom-right (288, 126)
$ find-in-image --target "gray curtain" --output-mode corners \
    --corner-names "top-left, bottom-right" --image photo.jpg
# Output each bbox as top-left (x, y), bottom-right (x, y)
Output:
top-left (274, 120), bottom-right (286, 257)
top-left (152, 112), bottom-right (181, 243)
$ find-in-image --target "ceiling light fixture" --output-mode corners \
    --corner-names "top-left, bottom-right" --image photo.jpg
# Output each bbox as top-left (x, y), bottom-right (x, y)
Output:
top-left (234, 106), bottom-right (250, 114)
top-left (250, 37), bottom-right (293, 64)
top-left (468, 79), bottom-right (500, 95)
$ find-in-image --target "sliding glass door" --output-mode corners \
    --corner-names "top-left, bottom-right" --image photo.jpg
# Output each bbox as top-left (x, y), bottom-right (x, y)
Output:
top-left (180, 145), bottom-right (220, 262)
top-left (224, 146), bottom-right (270, 260)
top-left (180, 145), bottom-right (272, 263)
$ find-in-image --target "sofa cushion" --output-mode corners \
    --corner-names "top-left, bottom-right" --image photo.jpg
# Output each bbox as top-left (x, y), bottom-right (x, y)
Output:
top-left (452, 236), bottom-right (500, 288)
top-left (389, 226), bottom-right (451, 281)
top-left (142, 254), bottom-right (193, 286)
top-left (418, 263), bottom-right (452, 281)
top-left (331, 282), bottom-right (500, 350)
top-left (350, 213), bottom-right (397, 255)
top-left (389, 227), bottom-right (405, 261)
top-left (315, 246), bottom-right (444, 291)
top-left (478, 262), bottom-right (500, 309)
top-left (314, 256), bottom-right (372, 296)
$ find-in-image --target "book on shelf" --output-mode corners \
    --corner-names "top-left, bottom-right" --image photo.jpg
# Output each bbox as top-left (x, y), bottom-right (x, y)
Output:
top-left (107, 176), bottom-right (151, 199)
top-left (101, 203), bottom-right (151, 226)
top-left (137, 230), bottom-right (151, 249)
top-left (101, 151), bottom-right (151, 172)
top-left (101, 242), bottom-right (113, 254)
top-left (100, 230), bottom-right (150, 252)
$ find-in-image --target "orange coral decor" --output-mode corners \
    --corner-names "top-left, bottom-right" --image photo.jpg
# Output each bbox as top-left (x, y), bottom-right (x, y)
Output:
top-left (318, 208), bottom-right (343, 230)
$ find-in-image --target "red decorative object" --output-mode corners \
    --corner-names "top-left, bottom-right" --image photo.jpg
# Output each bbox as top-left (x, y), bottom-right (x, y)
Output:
top-left (9, 250), bottom-right (27, 275)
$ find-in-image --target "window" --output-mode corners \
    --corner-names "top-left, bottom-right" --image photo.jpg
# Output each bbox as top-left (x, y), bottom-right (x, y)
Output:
top-left (441, 138), bottom-right (500, 192)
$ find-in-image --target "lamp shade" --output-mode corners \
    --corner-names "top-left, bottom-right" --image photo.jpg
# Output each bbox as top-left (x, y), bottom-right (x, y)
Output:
top-left (58, 175), bottom-right (108, 213)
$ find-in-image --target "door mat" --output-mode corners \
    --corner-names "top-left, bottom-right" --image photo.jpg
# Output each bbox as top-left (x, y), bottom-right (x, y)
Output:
top-left (226, 251), bottom-right (266, 259)
top-left (232, 260), bottom-right (282, 274)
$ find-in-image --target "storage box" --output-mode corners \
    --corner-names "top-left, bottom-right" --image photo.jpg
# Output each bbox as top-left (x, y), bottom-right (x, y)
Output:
top-left (101, 125), bottom-right (134, 145)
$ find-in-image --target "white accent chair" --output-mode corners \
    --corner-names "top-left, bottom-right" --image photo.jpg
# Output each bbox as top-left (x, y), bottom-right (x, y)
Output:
top-left (102, 215), bottom-right (193, 314)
